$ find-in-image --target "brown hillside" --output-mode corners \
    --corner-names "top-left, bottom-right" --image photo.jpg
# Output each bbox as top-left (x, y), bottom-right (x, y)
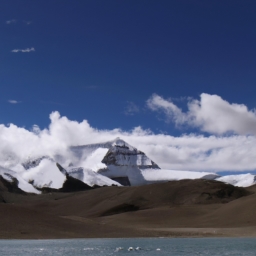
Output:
top-left (0, 179), bottom-right (255, 239)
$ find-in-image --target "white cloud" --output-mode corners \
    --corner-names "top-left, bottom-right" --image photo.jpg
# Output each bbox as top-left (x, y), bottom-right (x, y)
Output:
top-left (147, 94), bottom-right (187, 124)
top-left (188, 93), bottom-right (256, 135)
top-left (1, 111), bottom-right (256, 173)
top-left (8, 100), bottom-right (20, 104)
top-left (147, 93), bottom-right (256, 135)
top-left (6, 19), bottom-right (16, 24)
top-left (11, 47), bottom-right (35, 53)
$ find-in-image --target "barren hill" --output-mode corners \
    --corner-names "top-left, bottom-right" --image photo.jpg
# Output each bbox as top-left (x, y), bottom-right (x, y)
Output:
top-left (0, 179), bottom-right (256, 238)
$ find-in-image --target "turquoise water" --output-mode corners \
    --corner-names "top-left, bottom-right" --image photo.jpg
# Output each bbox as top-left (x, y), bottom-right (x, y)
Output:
top-left (0, 237), bottom-right (256, 255)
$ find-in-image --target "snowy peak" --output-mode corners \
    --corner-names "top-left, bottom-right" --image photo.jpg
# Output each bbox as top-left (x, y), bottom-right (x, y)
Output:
top-left (69, 137), bottom-right (159, 169)
top-left (68, 138), bottom-right (132, 161)
top-left (102, 138), bottom-right (160, 168)
top-left (110, 137), bottom-right (136, 151)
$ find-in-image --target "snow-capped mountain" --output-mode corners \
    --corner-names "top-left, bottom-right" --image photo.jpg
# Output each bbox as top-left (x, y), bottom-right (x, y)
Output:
top-left (0, 137), bottom-right (255, 194)
top-left (70, 138), bottom-right (160, 186)
top-left (70, 138), bottom-right (219, 186)
top-left (20, 155), bottom-right (121, 190)
top-left (21, 157), bottom-right (66, 189)
top-left (69, 137), bottom-right (159, 169)
top-left (101, 138), bottom-right (160, 168)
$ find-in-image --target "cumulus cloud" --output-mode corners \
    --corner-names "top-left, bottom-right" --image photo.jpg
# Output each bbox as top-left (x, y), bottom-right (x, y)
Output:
top-left (11, 47), bottom-right (35, 53)
top-left (1, 111), bottom-right (256, 173)
top-left (147, 93), bottom-right (256, 135)
top-left (147, 94), bottom-right (187, 124)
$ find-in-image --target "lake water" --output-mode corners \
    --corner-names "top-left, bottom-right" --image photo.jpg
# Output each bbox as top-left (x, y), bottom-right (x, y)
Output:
top-left (0, 237), bottom-right (256, 255)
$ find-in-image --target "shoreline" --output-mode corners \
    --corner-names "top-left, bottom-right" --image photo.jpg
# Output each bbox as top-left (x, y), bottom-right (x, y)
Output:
top-left (1, 226), bottom-right (256, 240)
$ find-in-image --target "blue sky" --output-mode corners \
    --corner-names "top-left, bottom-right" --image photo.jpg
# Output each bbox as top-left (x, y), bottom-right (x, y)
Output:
top-left (1, 1), bottom-right (256, 174)
top-left (1, 1), bottom-right (256, 131)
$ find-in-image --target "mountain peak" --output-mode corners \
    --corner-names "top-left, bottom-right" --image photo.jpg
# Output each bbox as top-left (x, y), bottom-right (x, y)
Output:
top-left (102, 138), bottom-right (159, 168)
top-left (110, 137), bottom-right (136, 151)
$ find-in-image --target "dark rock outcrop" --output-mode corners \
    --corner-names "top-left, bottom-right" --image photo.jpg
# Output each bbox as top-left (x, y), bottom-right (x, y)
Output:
top-left (0, 174), bottom-right (26, 194)
top-left (59, 174), bottom-right (97, 192)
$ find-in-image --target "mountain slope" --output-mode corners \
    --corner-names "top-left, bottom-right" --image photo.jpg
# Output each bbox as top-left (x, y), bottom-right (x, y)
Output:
top-left (0, 166), bottom-right (40, 194)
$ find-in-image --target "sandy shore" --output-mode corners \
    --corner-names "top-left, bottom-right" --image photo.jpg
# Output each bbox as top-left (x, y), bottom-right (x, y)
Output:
top-left (0, 179), bottom-right (256, 239)
top-left (142, 227), bottom-right (256, 238)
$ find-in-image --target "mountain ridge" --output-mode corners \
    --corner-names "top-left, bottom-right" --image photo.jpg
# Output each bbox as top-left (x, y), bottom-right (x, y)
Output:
top-left (0, 138), bottom-right (255, 193)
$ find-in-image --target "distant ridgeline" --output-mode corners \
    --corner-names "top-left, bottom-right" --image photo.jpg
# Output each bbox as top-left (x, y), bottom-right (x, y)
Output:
top-left (0, 138), bottom-right (255, 194)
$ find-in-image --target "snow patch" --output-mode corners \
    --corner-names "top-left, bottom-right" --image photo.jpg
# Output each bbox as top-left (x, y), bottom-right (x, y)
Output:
top-left (79, 148), bottom-right (108, 171)
top-left (21, 158), bottom-right (66, 189)
top-left (216, 173), bottom-right (256, 187)
top-left (67, 167), bottom-right (121, 187)
top-left (141, 169), bottom-right (219, 183)
top-left (0, 166), bottom-right (40, 194)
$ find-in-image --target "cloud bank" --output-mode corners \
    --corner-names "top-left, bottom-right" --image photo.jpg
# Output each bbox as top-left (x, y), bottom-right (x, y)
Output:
top-left (1, 96), bottom-right (256, 173)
